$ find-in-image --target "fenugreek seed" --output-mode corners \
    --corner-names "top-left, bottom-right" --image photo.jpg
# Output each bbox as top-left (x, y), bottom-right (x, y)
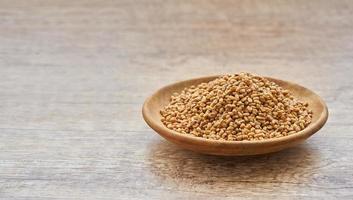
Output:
top-left (170, 117), bottom-right (176, 122)
top-left (236, 135), bottom-right (243, 140)
top-left (256, 116), bottom-right (265, 120)
top-left (299, 122), bottom-right (305, 129)
top-left (294, 125), bottom-right (301, 132)
top-left (255, 133), bottom-right (265, 138)
top-left (288, 131), bottom-right (296, 135)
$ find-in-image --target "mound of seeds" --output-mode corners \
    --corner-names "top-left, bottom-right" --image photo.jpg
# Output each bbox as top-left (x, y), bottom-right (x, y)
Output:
top-left (160, 73), bottom-right (313, 141)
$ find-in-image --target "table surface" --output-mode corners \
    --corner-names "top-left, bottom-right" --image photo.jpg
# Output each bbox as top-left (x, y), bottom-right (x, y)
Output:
top-left (1, 0), bottom-right (353, 199)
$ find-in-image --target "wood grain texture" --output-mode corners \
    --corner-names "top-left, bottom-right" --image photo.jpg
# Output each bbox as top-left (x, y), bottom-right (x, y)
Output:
top-left (0, 0), bottom-right (352, 199)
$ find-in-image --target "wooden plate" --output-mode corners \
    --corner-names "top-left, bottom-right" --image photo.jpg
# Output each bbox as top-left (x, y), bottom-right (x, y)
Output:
top-left (142, 75), bottom-right (328, 156)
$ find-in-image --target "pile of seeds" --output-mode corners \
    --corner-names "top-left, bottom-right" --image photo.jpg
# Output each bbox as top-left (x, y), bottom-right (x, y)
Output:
top-left (160, 73), bottom-right (313, 141)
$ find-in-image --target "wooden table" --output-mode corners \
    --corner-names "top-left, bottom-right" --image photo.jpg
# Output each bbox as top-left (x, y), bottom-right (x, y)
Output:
top-left (1, 0), bottom-right (352, 199)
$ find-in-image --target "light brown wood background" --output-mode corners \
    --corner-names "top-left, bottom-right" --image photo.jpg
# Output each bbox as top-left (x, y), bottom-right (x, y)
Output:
top-left (0, 0), bottom-right (352, 199)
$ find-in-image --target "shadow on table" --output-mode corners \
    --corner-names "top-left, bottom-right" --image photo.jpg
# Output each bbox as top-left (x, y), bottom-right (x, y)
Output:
top-left (147, 139), bottom-right (321, 187)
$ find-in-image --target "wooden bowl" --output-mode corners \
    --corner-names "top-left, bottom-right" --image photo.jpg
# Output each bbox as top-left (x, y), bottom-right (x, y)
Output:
top-left (142, 75), bottom-right (328, 156)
